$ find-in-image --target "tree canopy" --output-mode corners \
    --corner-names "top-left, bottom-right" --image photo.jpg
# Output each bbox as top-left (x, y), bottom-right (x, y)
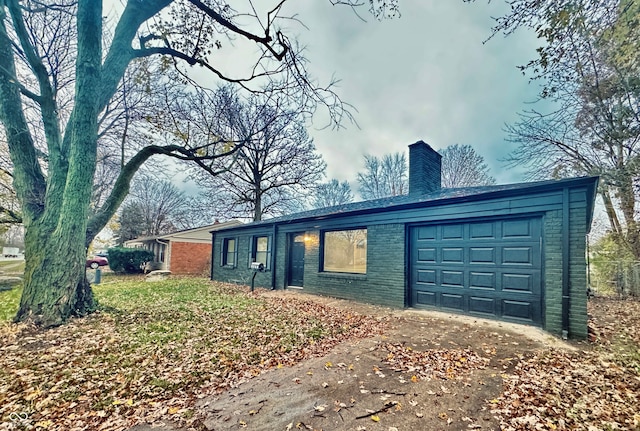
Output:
top-left (188, 85), bottom-right (326, 222)
top-left (312, 179), bottom-right (354, 208)
top-left (496, 0), bottom-right (640, 260)
top-left (357, 152), bottom-right (408, 200)
top-left (440, 144), bottom-right (496, 188)
top-left (0, 0), bottom-right (366, 326)
top-left (117, 174), bottom-right (192, 243)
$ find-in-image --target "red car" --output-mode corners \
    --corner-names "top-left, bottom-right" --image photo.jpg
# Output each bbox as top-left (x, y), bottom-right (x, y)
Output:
top-left (86, 256), bottom-right (108, 269)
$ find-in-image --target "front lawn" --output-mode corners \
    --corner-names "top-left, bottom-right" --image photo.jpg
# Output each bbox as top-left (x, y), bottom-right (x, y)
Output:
top-left (0, 260), bottom-right (25, 273)
top-left (4, 278), bottom-right (638, 431)
top-left (0, 286), bottom-right (20, 321)
top-left (0, 278), bottom-right (382, 430)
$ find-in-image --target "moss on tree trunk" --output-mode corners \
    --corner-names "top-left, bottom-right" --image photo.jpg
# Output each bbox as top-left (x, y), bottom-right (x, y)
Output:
top-left (14, 197), bottom-right (97, 327)
top-left (7, 0), bottom-right (102, 327)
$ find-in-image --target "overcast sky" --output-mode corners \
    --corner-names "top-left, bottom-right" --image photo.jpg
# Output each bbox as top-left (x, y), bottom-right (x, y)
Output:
top-left (124, 1), bottom-right (549, 196)
top-left (279, 1), bottom-right (544, 188)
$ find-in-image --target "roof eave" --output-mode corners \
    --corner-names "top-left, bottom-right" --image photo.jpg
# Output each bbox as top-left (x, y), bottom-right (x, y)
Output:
top-left (210, 176), bottom-right (600, 234)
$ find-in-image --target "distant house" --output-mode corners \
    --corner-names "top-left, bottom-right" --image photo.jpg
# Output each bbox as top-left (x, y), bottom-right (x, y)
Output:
top-left (210, 141), bottom-right (598, 339)
top-left (125, 220), bottom-right (242, 275)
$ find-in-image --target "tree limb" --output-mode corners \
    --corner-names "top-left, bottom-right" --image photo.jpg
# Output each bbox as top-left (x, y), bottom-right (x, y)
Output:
top-left (85, 142), bottom-right (243, 244)
top-left (187, 0), bottom-right (288, 60)
top-left (0, 6), bottom-right (46, 221)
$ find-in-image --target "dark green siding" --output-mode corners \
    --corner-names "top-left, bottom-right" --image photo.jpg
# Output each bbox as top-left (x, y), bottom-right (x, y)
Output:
top-left (211, 181), bottom-right (595, 339)
top-left (299, 224), bottom-right (405, 308)
top-left (543, 210), bottom-right (563, 334)
top-left (212, 233), bottom-right (273, 289)
top-left (541, 190), bottom-right (590, 338)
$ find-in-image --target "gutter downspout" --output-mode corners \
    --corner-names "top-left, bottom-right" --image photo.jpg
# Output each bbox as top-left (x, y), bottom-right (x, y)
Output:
top-left (271, 224), bottom-right (278, 290)
top-left (210, 231), bottom-right (216, 281)
top-left (562, 187), bottom-right (570, 339)
top-left (586, 234), bottom-right (591, 296)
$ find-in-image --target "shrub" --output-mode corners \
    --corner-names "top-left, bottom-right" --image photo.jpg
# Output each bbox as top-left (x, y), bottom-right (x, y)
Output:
top-left (590, 233), bottom-right (639, 296)
top-left (108, 247), bottom-right (155, 274)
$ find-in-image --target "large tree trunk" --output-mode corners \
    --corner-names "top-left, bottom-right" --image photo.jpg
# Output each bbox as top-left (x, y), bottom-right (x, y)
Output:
top-left (600, 178), bottom-right (640, 263)
top-left (253, 181), bottom-right (263, 221)
top-left (15, 223), bottom-right (95, 327)
top-left (10, 0), bottom-right (102, 326)
top-left (616, 178), bottom-right (640, 261)
top-left (2, 0), bottom-right (306, 326)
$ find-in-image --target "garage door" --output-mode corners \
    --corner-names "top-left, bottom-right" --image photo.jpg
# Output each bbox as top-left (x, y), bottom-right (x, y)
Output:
top-left (410, 217), bottom-right (542, 325)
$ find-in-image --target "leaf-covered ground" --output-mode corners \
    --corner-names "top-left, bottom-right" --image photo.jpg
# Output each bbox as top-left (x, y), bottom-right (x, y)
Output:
top-left (197, 296), bottom-right (640, 431)
top-left (0, 278), bottom-right (384, 430)
top-left (2, 279), bottom-right (639, 431)
top-left (492, 297), bottom-right (640, 430)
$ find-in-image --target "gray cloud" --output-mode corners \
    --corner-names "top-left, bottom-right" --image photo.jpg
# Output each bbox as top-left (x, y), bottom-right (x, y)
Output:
top-left (287, 1), bottom-right (545, 186)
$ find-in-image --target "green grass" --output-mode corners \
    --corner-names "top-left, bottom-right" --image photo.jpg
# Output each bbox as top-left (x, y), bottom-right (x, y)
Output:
top-left (0, 275), bottom-right (356, 361)
top-left (94, 277), bottom-right (259, 345)
top-left (0, 275), bottom-right (252, 323)
top-left (0, 258), bottom-right (25, 322)
top-left (0, 259), bottom-right (25, 273)
top-left (0, 286), bottom-right (21, 321)
top-left (94, 276), bottom-right (252, 311)
top-left (0, 277), bottom-right (379, 429)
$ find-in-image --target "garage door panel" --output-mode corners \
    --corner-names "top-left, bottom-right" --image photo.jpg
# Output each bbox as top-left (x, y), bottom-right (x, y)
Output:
top-left (417, 225), bottom-right (437, 240)
top-left (442, 224), bottom-right (463, 239)
top-left (470, 247), bottom-right (495, 264)
top-left (415, 291), bottom-right (436, 306)
top-left (470, 222), bottom-right (495, 239)
top-left (502, 299), bottom-right (537, 321)
top-left (502, 272), bottom-right (537, 293)
top-left (502, 219), bottom-right (534, 238)
top-left (410, 217), bottom-right (543, 326)
top-left (470, 272), bottom-right (496, 290)
top-left (441, 270), bottom-right (464, 287)
top-left (417, 248), bottom-right (436, 263)
top-left (502, 247), bottom-right (533, 265)
top-left (469, 296), bottom-right (495, 315)
top-left (442, 248), bottom-right (464, 263)
top-left (416, 269), bottom-right (436, 285)
top-left (441, 293), bottom-right (464, 310)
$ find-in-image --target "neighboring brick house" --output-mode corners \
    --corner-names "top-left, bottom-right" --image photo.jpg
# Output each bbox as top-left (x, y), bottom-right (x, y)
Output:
top-left (125, 220), bottom-right (242, 275)
top-left (210, 141), bottom-right (598, 339)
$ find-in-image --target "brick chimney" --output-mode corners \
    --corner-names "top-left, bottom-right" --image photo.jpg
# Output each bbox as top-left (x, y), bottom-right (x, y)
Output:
top-left (408, 140), bottom-right (442, 195)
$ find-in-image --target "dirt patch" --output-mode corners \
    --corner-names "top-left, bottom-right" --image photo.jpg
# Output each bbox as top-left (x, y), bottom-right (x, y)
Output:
top-left (187, 291), bottom-right (566, 431)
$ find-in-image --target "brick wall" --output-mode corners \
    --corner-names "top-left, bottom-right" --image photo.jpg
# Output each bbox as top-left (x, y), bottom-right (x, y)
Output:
top-left (275, 231), bottom-right (287, 289)
top-left (543, 205), bottom-right (589, 338)
top-left (170, 242), bottom-right (211, 275)
top-left (409, 141), bottom-right (442, 195)
top-left (543, 210), bottom-right (563, 335)
top-left (569, 205), bottom-right (588, 338)
top-left (211, 235), bottom-right (273, 288)
top-left (302, 224), bottom-right (406, 308)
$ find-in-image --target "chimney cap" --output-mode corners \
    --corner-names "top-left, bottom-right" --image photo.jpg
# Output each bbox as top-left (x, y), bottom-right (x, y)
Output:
top-left (409, 140), bottom-right (442, 158)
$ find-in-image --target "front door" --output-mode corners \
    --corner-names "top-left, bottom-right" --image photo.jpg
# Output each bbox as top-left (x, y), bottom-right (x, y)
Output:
top-left (288, 234), bottom-right (305, 287)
